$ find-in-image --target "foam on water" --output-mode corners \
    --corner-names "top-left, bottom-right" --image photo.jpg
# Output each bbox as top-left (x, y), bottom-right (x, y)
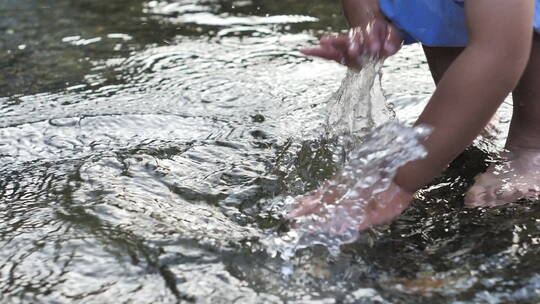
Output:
top-left (264, 61), bottom-right (431, 260)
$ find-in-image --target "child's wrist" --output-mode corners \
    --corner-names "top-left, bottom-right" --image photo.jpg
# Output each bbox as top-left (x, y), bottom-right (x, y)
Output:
top-left (388, 181), bottom-right (415, 202)
top-left (342, 0), bottom-right (384, 28)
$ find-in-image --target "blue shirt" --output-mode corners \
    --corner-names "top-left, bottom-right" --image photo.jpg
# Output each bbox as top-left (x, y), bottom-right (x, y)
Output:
top-left (379, 0), bottom-right (540, 47)
top-left (379, 0), bottom-right (467, 46)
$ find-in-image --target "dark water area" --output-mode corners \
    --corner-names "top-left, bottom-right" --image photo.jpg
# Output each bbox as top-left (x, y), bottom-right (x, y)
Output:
top-left (1, 0), bottom-right (539, 303)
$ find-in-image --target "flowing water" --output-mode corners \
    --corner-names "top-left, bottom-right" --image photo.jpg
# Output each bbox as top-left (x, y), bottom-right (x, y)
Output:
top-left (2, 0), bottom-right (540, 303)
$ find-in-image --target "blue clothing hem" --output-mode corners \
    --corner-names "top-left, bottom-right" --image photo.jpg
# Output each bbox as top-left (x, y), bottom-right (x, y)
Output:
top-left (379, 0), bottom-right (540, 47)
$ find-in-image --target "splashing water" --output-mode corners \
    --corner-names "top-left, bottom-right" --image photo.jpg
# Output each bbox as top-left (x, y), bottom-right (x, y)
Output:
top-left (264, 62), bottom-right (431, 260)
top-left (326, 61), bottom-right (395, 138)
top-left (265, 123), bottom-right (431, 259)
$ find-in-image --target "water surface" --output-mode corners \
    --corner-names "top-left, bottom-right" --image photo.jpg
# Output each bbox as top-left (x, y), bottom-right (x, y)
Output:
top-left (1, 1), bottom-right (537, 303)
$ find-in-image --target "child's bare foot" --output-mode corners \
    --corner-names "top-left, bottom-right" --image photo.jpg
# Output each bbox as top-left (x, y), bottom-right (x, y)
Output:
top-left (288, 181), bottom-right (414, 231)
top-left (465, 147), bottom-right (540, 207)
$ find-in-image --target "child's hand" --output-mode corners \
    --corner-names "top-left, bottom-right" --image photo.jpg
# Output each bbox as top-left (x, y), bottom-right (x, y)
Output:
top-left (300, 19), bottom-right (403, 70)
top-left (288, 181), bottom-right (413, 232)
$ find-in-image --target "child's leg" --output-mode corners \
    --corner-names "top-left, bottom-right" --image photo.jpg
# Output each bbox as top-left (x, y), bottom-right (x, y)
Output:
top-left (507, 34), bottom-right (540, 150)
top-left (466, 34), bottom-right (540, 207)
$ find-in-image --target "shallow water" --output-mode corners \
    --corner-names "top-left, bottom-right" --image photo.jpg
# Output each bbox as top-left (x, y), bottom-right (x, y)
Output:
top-left (1, 0), bottom-right (538, 303)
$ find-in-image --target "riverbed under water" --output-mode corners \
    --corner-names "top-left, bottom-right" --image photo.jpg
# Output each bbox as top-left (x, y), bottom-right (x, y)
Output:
top-left (2, 1), bottom-right (540, 303)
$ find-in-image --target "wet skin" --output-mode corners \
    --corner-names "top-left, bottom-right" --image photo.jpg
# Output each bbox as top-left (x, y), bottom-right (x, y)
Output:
top-left (292, 0), bottom-right (539, 229)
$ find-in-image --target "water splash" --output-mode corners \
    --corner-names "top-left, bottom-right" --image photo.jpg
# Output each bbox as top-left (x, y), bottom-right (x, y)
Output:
top-left (265, 123), bottom-right (431, 259)
top-left (326, 61), bottom-right (394, 138)
top-left (264, 62), bottom-right (430, 260)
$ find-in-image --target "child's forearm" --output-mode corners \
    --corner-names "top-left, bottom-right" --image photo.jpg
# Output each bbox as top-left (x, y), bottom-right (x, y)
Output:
top-left (341, 0), bottom-right (383, 28)
top-left (393, 0), bottom-right (534, 193)
top-left (395, 47), bottom-right (529, 192)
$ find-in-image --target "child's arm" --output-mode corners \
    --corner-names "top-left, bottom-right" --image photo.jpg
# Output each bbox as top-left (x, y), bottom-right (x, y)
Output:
top-left (290, 0), bottom-right (535, 230)
top-left (342, 0), bottom-right (381, 27)
top-left (394, 0), bottom-right (535, 193)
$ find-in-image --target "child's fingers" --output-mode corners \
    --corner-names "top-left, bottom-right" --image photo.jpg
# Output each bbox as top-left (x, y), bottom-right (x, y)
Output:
top-left (327, 35), bottom-right (351, 61)
top-left (324, 35), bottom-right (348, 49)
top-left (365, 19), bottom-right (387, 56)
top-left (302, 34), bottom-right (366, 69)
top-left (347, 28), bottom-right (364, 59)
top-left (300, 46), bottom-right (343, 62)
top-left (322, 34), bottom-right (366, 69)
top-left (329, 35), bottom-right (364, 69)
top-left (300, 35), bottom-right (348, 62)
top-left (287, 192), bottom-right (322, 219)
top-left (382, 24), bottom-right (403, 57)
top-left (287, 206), bottom-right (312, 218)
top-left (287, 195), bottom-right (321, 218)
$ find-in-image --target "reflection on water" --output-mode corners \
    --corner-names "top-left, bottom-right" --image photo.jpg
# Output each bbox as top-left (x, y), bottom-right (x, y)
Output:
top-left (0, 0), bottom-right (537, 303)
